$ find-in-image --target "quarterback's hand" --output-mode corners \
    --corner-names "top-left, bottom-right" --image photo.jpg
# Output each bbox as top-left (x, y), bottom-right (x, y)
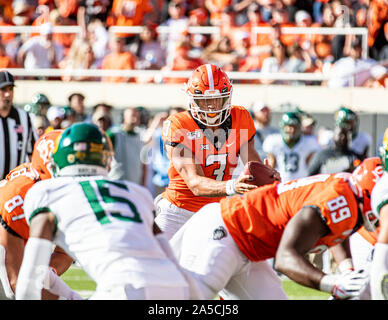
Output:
top-left (320, 270), bottom-right (369, 300)
top-left (234, 174), bottom-right (258, 194)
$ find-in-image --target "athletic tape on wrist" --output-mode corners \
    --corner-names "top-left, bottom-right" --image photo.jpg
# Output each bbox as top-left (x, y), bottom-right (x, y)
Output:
top-left (226, 179), bottom-right (236, 196)
top-left (338, 258), bottom-right (354, 274)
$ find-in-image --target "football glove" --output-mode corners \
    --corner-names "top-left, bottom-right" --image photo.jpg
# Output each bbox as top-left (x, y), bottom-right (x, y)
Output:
top-left (320, 269), bottom-right (369, 300)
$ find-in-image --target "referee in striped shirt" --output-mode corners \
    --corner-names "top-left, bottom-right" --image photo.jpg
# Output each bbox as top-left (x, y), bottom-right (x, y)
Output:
top-left (0, 70), bottom-right (37, 179)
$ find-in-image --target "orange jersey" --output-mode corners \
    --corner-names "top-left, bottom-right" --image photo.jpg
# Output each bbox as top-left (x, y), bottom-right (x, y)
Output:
top-left (357, 226), bottom-right (378, 245)
top-left (101, 52), bottom-right (136, 82)
top-left (221, 173), bottom-right (361, 261)
top-left (162, 106), bottom-right (255, 212)
top-left (0, 163), bottom-right (40, 241)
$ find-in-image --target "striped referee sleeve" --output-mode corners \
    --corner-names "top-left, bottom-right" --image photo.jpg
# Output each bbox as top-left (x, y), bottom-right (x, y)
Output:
top-left (0, 107), bottom-right (37, 179)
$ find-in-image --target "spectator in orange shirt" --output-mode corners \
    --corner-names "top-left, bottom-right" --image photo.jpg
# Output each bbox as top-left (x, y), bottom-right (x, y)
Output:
top-left (50, 8), bottom-right (78, 55)
top-left (0, 42), bottom-right (15, 68)
top-left (188, 8), bottom-right (209, 26)
top-left (205, 0), bottom-right (232, 26)
top-left (378, 22), bottom-right (388, 61)
top-left (101, 34), bottom-right (137, 83)
top-left (0, 5), bottom-right (15, 45)
top-left (32, 7), bottom-right (78, 56)
top-left (55, 0), bottom-right (78, 21)
top-left (312, 4), bottom-right (335, 61)
top-left (270, 6), bottom-right (297, 47)
top-left (108, 0), bottom-right (154, 42)
top-left (242, 3), bottom-right (272, 53)
top-left (0, 1), bottom-right (13, 23)
top-left (368, 0), bottom-right (388, 60)
top-left (162, 38), bottom-right (204, 83)
top-left (219, 6), bottom-right (242, 50)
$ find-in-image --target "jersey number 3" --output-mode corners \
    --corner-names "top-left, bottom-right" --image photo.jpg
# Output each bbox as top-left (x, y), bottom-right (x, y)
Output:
top-left (206, 154), bottom-right (228, 181)
top-left (80, 179), bottom-right (142, 225)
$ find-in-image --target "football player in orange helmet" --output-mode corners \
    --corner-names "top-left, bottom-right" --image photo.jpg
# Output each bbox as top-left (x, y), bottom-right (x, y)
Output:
top-left (156, 64), bottom-right (277, 240)
top-left (0, 130), bottom-right (79, 300)
top-left (170, 158), bottom-right (381, 300)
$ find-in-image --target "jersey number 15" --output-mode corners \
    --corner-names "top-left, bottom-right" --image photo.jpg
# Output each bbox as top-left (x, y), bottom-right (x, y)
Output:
top-left (80, 179), bottom-right (142, 225)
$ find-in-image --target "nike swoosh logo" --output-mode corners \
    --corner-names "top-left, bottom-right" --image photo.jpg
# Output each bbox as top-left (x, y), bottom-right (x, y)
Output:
top-left (226, 142), bottom-right (235, 147)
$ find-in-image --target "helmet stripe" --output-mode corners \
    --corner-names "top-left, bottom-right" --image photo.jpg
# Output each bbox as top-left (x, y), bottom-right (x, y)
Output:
top-left (205, 64), bottom-right (214, 91)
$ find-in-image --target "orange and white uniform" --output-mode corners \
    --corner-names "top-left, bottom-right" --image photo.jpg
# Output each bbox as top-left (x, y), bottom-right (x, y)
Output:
top-left (170, 173), bottom-right (362, 299)
top-left (222, 174), bottom-right (360, 261)
top-left (0, 164), bottom-right (40, 242)
top-left (0, 130), bottom-right (62, 299)
top-left (162, 106), bottom-right (255, 212)
top-left (155, 106), bottom-right (255, 239)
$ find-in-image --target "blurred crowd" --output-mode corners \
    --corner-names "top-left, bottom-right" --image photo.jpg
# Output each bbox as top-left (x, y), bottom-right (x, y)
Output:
top-left (0, 0), bottom-right (387, 87)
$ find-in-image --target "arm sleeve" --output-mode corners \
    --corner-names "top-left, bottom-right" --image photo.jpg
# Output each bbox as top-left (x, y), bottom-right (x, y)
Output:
top-left (15, 237), bottom-right (52, 300)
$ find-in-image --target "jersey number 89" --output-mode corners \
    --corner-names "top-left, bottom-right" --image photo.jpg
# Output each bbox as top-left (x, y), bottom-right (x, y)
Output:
top-left (327, 195), bottom-right (351, 224)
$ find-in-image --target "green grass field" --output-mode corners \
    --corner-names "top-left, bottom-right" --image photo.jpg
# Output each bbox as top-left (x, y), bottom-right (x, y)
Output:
top-left (61, 265), bottom-right (331, 300)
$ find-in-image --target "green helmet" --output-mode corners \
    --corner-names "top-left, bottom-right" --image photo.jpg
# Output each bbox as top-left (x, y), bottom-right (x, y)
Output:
top-left (52, 123), bottom-right (111, 177)
top-left (24, 103), bottom-right (40, 115)
top-left (280, 111), bottom-right (302, 144)
top-left (31, 93), bottom-right (51, 115)
top-left (379, 128), bottom-right (388, 171)
top-left (334, 106), bottom-right (359, 138)
top-left (63, 105), bottom-right (75, 116)
top-left (32, 93), bottom-right (50, 106)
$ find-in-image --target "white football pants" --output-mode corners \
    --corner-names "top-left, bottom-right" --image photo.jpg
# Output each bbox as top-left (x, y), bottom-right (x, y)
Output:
top-left (154, 195), bottom-right (195, 240)
top-left (170, 203), bottom-right (288, 300)
top-left (349, 232), bottom-right (374, 272)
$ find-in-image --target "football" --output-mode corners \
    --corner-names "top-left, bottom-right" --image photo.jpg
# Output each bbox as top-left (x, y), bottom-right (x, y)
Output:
top-left (242, 161), bottom-right (278, 187)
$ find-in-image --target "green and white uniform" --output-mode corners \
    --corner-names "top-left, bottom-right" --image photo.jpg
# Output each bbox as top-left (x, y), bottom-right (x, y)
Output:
top-left (371, 173), bottom-right (388, 300)
top-left (23, 176), bottom-right (189, 299)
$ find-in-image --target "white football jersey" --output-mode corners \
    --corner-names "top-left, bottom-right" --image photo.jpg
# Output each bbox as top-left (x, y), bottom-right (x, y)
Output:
top-left (23, 176), bottom-right (187, 289)
top-left (371, 172), bottom-right (388, 218)
top-left (263, 134), bottom-right (321, 182)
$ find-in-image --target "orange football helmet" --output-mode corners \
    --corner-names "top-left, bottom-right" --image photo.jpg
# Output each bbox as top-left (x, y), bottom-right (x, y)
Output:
top-left (31, 129), bottom-right (63, 180)
top-left (349, 157), bottom-right (383, 231)
top-left (185, 64), bottom-right (232, 126)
